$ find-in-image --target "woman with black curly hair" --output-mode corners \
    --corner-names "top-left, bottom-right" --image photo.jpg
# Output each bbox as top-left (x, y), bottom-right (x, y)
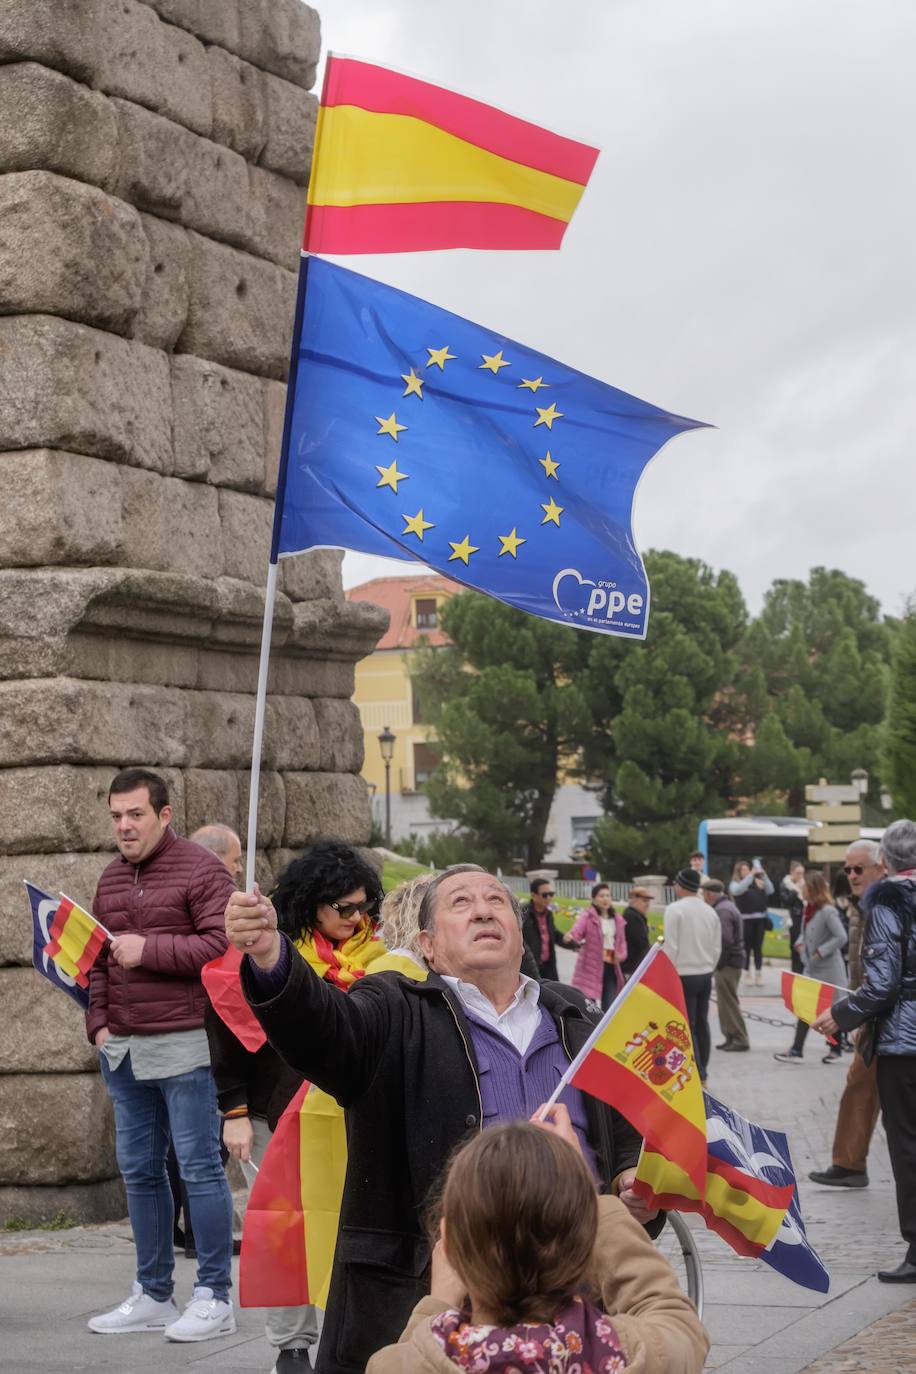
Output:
top-left (272, 840), bottom-right (386, 989)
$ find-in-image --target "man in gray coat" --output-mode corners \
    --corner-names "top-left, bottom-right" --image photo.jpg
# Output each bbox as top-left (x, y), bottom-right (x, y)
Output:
top-left (702, 879), bottom-right (748, 1052)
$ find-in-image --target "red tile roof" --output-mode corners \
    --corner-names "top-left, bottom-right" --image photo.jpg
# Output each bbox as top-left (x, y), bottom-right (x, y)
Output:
top-left (346, 574), bottom-right (461, 650)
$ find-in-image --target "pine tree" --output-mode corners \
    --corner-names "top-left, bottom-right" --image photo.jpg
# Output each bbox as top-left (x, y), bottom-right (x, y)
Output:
top-left (884, 605), bottom-right (916, 816)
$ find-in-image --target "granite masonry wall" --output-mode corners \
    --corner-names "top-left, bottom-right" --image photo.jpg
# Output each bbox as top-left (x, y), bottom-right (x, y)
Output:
top-left (0, 0), bottom-right (388, 1224)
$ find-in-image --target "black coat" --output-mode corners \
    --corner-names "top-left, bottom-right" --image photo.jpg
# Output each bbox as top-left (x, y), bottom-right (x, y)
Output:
top-left (521, 900), bottom-right (561, 979)
top-left (834, 877), bottom-right (916, 1056)
top-left (203, 1003), bottom-right (304, 1131)
top-left (242, 939), bottom-right (644, 1374)
top-left (620, 905), bottom-right (651, 977)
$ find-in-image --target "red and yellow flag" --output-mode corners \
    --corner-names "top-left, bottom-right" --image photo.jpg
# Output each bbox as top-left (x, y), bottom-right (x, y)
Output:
top-left (303, 56), bottom-right (599, 254)
top-left (569, 947), bottom-right (708, 1197)
top-left (781, 971), bottom-right (843, 1026)
top-left (43, 895), bottom-right (108, 988)
top-left (202, 946), bottom-right (268, 1054)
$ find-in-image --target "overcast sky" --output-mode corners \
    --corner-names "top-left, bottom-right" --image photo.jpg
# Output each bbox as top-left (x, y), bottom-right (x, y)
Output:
top-left (314, 0), bottom-right (916, 619)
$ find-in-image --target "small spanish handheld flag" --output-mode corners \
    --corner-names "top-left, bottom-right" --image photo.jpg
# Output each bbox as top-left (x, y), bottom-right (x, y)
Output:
top-left (567, 945), bottom-right (708, 1197)
top-left (303, 55), bottom-right (599, 254)
top-left (781, 971), bottom-right (844, 1036)
top-left (43, 894), bottom-right (109, 989)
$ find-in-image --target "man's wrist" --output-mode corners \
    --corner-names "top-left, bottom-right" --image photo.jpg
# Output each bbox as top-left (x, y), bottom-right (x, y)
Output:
top-left (250, 931), bottom-right (282, 970)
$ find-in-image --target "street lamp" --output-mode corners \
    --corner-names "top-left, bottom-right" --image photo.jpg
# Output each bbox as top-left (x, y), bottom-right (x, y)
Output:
top-left (850, 768), bottom-right (869, 799)
top-left (378, 725), bottom-right (396, 846)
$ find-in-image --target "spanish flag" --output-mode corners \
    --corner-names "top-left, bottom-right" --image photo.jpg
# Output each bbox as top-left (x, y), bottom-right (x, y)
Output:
top-left (781, 970), bottom-right (844, 1027)
top-left (569, 946), bottom-right (708, 1197)
top-left (43, 894), bottom-right (109, 989)
top-left (303, 56), bottom-right (599, 254)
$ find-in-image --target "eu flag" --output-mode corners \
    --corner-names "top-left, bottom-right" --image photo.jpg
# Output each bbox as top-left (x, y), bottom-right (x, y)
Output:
top-left (276, 259), bottom-right (707, 639)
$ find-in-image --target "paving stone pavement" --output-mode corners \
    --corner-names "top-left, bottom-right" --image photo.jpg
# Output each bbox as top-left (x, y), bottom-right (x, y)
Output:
top-left (0, 962), bottom-right (911, 1372)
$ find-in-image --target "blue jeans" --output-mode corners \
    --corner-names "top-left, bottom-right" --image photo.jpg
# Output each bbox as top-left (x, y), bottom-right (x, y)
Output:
top-left (101, 1055), bottom-right (233, 1302)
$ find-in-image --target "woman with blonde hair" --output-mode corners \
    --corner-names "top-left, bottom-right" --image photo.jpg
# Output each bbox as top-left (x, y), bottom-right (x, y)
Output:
top-left (368, 1115), bottom-right (708, 1374)
top-left (775, 868), bottom-right (847, 1065)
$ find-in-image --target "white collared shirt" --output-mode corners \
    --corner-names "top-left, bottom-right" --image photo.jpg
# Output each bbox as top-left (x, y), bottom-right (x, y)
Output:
top-left (441, 973), bottom-right (542, 1054)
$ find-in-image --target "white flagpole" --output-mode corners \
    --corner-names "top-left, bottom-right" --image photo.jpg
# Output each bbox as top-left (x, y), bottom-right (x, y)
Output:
top-left (244, 561), bottom-right (280, 892)
top-left (538, 940), bottom-right (664, 1118)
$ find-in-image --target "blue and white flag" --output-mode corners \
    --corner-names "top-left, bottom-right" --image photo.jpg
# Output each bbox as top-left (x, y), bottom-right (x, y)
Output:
top-left (272, 258), bottom-right (707, 640)
top-left (24, 881), bottom-right (89, 1010)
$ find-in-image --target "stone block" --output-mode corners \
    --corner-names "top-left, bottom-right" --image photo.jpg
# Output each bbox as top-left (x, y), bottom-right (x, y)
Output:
top-left (281, 550), bottom-right (346, 603)
top-left (218, 489), bottom-right (274, 586)
top-left (0, 0), bottom-right (98, 84)
top-left (269, 656), bottom-right (357, 702)
top-left (120, 468), bottom-right (224, 579)
top-left (0, 1177), bottom-right (125, 1227)
top-left (0, 1072), bottom-right (116, 1184)
top-left (142, 0), bottom-right (242, 58)
top-left (0, 451), bottom-right (121, 568)
top-left (158, 768), bottom-right (187, 837)
top-left (261, 73), bottom-right (318, 186)
top-left (0, 61), bottom-right (118, 187)
top-left (185, 769), bottom-right (241, 837)
top-left (110, 96), bottom-right (192, 218)
top-left (185, 693), bottom-right (255, 770)
top-left (0, 970), bottom-right (97, 1073)
top-left (0, 766), bottom-right (117, 854)
top-left (179, 232), bottom-right (296, 380)
top-left (133, 213), bottom-right (190, 350)
top-left (207, 46), bottom-right (266, 161)
top-left (0, 172), bottom-right (148, 335)
top-left (96, 0), bottom-right (212, 138)
top-left (0, 314), bottom-right (173, 474)
top-left (265, 697), bottom-right (320, 772)
top-left (245, 164), bottom-right (307, 271)
top-left (313, 699), bottom-right (365, 774)
top-left (237, 771), bottom-right (286, 849)
top-left (0, 851), bottom-right (112, 966)
top-left (67, 634), bottom-right (201, 694)
top-left (237, 1), bottom-right (321, 90)
top-left (262, 379), bottom-right (287, 496)
top-left (171, 355), bottom-right (264, 488)
top-left (283, 772), bottom-right (371, 848)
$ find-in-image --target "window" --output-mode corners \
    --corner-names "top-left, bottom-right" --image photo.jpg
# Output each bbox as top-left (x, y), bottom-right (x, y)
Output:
top-left (571, 816), bottom-right (598, 848)
top-left (413, 742), bottom-right (440, 790)
top-left (415, 598), bottom-right (438, 630)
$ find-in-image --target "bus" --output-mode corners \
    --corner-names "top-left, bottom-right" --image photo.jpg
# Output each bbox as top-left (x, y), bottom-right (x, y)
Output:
top-left (696, 816), bottom-right (884, 891)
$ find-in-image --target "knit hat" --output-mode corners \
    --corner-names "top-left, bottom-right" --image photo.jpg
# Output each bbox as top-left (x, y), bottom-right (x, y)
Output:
top-left (674, 867), bottom-right (701, 893)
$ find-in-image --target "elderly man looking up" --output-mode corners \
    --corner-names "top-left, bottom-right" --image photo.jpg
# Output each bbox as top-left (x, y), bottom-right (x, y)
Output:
top-left (225, 865), bottom-right (652, 1374)
top-left (814, 821), bottom-right (916, 1282)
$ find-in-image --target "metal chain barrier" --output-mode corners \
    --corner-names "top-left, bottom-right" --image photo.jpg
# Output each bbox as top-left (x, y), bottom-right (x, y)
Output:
top-left (709, 992), bottom-right (797, 1031)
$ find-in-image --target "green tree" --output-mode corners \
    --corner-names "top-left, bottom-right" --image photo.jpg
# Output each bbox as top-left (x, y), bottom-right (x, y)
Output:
top-left (585, 551), bottom-right (747, 876)
top-left (884, 603), bottom-right (916, 816)
top-left (411, 593), bottom-right (592, 868)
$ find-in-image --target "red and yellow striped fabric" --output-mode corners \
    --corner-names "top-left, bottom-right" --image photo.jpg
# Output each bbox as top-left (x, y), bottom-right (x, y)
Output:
top-left (570, 948), bottom-right (708, 1198)
top-left (781, 971), bottom-right (841, 1026)
top-left (634, 1143), bottom-right (795, 1257)
top-left (43, 895), bottom-right (107, 989)
top-left (303, 56), bottom-right (599, 254)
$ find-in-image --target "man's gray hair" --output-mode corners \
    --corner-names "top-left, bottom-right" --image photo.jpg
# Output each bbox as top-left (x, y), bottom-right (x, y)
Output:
top-left (417, 864), bottom-right (523, 934)
top-left (879, 820), bottom-right (916, 876)
top-left (190, 824), bottom-right (240, 859)
top-left (702, 878), bottom-right (725, 894)
top-left (846, 837), bottom-right (882, 864)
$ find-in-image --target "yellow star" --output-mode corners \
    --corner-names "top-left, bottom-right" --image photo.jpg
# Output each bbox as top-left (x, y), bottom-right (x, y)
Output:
top-left (448, 534), bottom-right (479, 565)
top-left (541, 497), bottom-right (564, 526)
top-left (534, 402), bottom-right (564, 430)
top-left (426, 345), bottom-right (456, 370)
top-left (376, 459), bottom-right (408, 493)
top-left (376, 411), bottom-right (407, 441)
top-left (401, 368), bottom-right (425, 399)
top-left (480, 350), bottom-right (510, 374)
top-left (498, 528), bottom-right (526, 558)
top-left (402, 508), bottom-right (434, 541)
top-left (519, 376), bottom-right (548, 391)
top-left (539, 451), bottom-right (560, 480)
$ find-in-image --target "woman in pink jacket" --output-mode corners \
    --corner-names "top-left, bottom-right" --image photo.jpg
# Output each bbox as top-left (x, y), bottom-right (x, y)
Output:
top-left (568, 883), bottom-right (628, 1011)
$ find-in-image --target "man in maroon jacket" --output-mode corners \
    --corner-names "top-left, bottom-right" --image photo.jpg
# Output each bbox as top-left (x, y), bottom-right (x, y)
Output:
top-left (86, 768), bottom-right (237, 1343)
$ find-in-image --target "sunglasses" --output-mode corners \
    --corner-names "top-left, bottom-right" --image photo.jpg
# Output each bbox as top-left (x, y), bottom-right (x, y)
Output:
top-left (842, 865), bottom-right (866, 876)
top-left (538, 891), bottom-right (556, 899)
top-left (327, 899), bottom-right (373, 919)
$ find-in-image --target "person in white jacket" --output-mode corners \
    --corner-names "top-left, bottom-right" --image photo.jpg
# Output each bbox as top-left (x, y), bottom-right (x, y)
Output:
top-left (663, 869), bottom-right (722, 1084)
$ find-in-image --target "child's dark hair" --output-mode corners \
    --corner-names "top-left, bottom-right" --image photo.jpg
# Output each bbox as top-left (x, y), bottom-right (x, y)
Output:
top-left (272, 840), bottom-right (383, 940)
top-left (439, 1122), bottom-right (597, 1325)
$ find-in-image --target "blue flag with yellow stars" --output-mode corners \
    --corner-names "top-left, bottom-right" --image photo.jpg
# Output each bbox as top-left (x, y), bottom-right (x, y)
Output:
top-left (275, 258), bottom-right (707, 638)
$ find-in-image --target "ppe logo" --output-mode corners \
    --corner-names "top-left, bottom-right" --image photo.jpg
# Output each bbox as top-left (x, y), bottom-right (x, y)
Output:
top-left (551, 568), bottom-right (645, 627)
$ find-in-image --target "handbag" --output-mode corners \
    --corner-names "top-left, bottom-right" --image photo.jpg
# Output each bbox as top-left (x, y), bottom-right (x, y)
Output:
top-left (856, 1018), bottom-right (878, 1068)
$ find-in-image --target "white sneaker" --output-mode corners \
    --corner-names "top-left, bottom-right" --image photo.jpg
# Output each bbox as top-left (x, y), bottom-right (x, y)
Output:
top-left (88, 1281), bottom-right (179, 1333)
top-left (164, 1287), bottom-right (236, 1342)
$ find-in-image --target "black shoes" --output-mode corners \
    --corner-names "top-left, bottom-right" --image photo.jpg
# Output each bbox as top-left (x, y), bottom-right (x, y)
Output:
top-left (723, 1042), bottom-right (749, 1052)
top-left (877, 1260), bottom-right (916, 1283)
top-left (716, 1040), bottom-right (731, 1050)
top-left (808, 1165), bottom-right (868, 1188)
top-left (774, 1049), bottom-right (803, 1063)
top-left (275, 1349), bottom-right (314, 1371)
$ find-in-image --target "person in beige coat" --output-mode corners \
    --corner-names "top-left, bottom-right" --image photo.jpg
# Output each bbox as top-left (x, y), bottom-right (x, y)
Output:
top-left (367, 1114), bottom-right (708, 1374)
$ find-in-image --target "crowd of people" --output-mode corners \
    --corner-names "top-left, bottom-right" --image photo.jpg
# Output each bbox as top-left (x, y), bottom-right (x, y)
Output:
top-left (73, 763), bottom-right (916, 1372)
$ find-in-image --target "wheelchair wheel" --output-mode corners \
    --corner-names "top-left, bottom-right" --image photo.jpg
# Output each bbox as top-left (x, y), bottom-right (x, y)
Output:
top-left (655, 1210), bottom-right (704, 1318)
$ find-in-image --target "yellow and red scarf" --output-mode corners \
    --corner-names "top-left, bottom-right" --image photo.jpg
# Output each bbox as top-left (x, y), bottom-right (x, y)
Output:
top-left (295, 919), bottom-right (387, 988)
